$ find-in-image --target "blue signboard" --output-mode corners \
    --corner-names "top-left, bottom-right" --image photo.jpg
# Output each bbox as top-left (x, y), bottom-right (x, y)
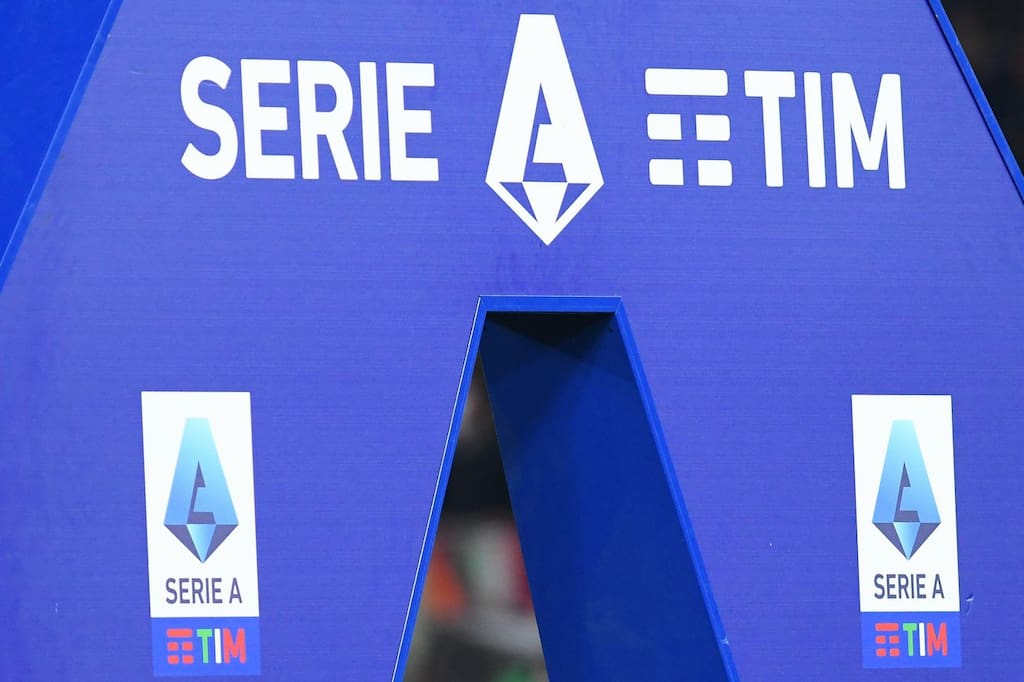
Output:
top-left (1, 1), bottom-right (1022, 679)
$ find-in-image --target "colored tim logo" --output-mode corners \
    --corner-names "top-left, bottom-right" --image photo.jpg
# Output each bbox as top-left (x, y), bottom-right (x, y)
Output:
top-left (156, 621), bottom-right (258, 669)
top-left (861, 614), bottom-right (959, 668)
top-left (154, 619), bottom-right (260, 675)
top-left (851, 396), bottom-right (961, 669)
top-left (873, 620), bottom-right (949, 658)
top-left (167, 626), bottom-right (244, 666)
top-left (142, 393), bottom-right (261, 677)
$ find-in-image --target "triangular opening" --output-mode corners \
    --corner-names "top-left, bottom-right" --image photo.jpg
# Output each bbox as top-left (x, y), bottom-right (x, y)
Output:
top-left (557, 183), bottom-right (590, 219)
top-left (398, 298), bottom-right (736, 682)
top-left (500, 182), bottom-right (536, 219)
top-left (404, 357), bottom-right (548, 682)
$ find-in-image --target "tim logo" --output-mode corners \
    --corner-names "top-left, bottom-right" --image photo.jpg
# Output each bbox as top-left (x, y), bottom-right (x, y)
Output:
top-left (486, 14), bottom-right (603, 245)
top-left (852, 395), bottom-right (961, 669)
top-left (142, 392), bottom-right (261, 676)
top-left (161, 625), bottom-right (249, 667)
top-left (870, 620), bottom-right (950, 660)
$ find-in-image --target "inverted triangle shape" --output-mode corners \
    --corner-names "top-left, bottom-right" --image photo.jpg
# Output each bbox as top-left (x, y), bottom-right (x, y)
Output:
top-left (522, 181), bottom-right (568, 228)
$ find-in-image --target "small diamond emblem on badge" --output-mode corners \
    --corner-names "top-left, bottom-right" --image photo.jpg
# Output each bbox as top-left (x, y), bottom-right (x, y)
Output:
top-left (164, 418), bottom-right (238, 562)
top-left (872, 420), bottom-right (941, 559)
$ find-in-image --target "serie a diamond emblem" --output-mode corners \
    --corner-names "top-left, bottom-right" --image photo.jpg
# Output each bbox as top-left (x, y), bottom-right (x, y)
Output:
top-left (164, 418), bottom-right (238, 562)
top-left (872, 420), bottom-right (941, 559)
top-left (486, 14), bottom-right (603, 245)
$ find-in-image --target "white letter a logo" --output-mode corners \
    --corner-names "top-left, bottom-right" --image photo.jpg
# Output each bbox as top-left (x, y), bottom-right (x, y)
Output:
top-left (486, 14), bottom-right (603, 245)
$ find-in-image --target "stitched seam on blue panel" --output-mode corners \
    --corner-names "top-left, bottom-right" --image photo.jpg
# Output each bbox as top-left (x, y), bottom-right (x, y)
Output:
top-left (0, 0), bottom-right (126, 294)
top-left (929, 0), bottom-right (1024, 203)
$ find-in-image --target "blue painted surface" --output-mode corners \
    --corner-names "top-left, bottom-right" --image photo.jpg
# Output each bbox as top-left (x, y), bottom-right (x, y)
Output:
top-left (0, 0), bottom-right (114, 279)
top-left (0, 1), bottom-right (1022, 679)
top-left (479, 301), bottom-right (734, 680)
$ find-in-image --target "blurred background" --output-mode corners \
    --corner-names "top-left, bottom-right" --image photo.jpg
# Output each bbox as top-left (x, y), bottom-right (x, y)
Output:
top-left (944, 0), bottom-right (1024, 161)
top-left (404, 361), bottom-right (547, 682)
top-left (0, 3), bottom-right (1021, 681)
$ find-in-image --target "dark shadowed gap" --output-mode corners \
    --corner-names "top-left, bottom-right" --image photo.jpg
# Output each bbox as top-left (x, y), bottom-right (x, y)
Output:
top-left (404, 358), bottom-right (549, 682)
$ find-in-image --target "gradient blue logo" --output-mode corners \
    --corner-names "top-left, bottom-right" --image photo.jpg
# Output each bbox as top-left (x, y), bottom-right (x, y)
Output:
top-left (872, 420), bottom-right (940, 559)
top-left (164, 418), bottom-right (238, 562)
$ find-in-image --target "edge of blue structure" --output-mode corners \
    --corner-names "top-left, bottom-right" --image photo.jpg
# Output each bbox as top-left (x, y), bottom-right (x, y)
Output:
top-left (932, 0), bottom-right (1024, 203)
top-left (612, 302), bottom-right (738, 678)
top-left (391, 295), bottom-right (738, 681)
top-left (388, 296), bottom-right (486, 682)
top-left (0, 0), bottom-right (124, 293)
top-left (0, 1), bottom-right (1014, 677)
